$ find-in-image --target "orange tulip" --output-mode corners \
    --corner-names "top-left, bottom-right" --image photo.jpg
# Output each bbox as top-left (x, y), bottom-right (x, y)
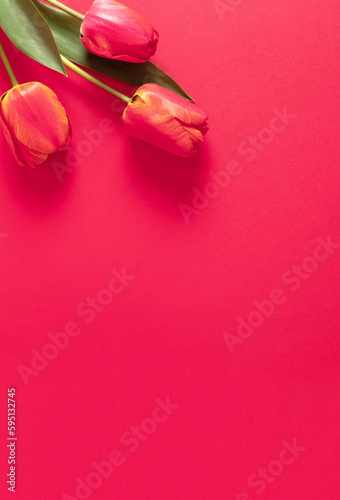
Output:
top-left (123, 84), bottom-right (209, 157)
top-left (0, 82), bottom-right (71, 168)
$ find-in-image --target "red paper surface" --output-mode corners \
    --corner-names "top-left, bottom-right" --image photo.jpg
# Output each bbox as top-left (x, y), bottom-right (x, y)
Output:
top-left (1, 0), bottom-right (340, 499)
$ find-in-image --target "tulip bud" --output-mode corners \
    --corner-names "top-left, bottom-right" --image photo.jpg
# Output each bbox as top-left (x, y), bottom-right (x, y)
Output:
top-left (80, 0), bottom-right (159, 63)
top-left (123, 84), bottom-right (209, 157)
top-left (0, 82), bottom-right (71, 168)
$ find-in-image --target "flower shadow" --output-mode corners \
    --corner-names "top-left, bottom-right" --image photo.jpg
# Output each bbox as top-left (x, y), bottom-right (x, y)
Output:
top-left (1, 147), bottom-right (76, 215)
top-left (124, 137), bottom-right (212, 217)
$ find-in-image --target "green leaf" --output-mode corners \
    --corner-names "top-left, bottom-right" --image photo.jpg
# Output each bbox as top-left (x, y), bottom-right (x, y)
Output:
top-left (33, 0), bottom-right (193, 101)
top-left (0, 0), bottom-right (66, 75)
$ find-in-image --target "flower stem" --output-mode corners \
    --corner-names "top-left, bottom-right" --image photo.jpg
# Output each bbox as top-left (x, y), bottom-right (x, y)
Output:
top-left (60, 55), bottom-right (130, 104)
top-left (0, 41), bottom-right (18, 87)
top-left (44, 0), bottom-right (85, 21)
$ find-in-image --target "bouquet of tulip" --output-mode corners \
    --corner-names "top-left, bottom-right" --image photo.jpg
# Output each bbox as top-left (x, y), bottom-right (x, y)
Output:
top-left (0, 0), bottom-right (208, 168)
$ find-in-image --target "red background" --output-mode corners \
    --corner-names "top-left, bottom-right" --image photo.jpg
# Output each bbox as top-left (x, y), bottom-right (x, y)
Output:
top-left (1, 0), bottom-right (340, 499)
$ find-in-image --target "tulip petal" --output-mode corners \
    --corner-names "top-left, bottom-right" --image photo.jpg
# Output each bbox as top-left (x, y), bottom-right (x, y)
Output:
top-left (21, 148), bottom-right (49, 168)
top-left (0, 109), bottom-right (25, 166)
top-left (0, 83), bottom-right (71, 168)
top-left (1, 107), bottom-right (52, 167)
top-left (181, 124), bottom-right (204, 143)
top-left (124, 103), bottom-right (197, 156)
top-left (123, 83), bottom-right (209, 157)
top-left (80, 0), bottom-right (159, 62)
top-left (1, 83), bottom-right (71, 155)
top-left (133, 84), bottom-right (208, 128)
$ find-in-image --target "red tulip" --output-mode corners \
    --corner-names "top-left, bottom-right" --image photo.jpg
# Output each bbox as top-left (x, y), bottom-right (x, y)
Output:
top-left (0, 82), bottom-right (71, 168)
top-left (80, 0), bottom-right (159, 63)
top-left (122, 84), bottom-right (209, 157)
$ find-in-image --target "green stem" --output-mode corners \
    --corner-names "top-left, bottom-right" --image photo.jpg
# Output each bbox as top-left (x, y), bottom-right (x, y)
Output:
top-left (0, 41), bottom-right (18, 87)
top-left (44, 0), bottom-right (85, 21)
top-left (60, 55), bottom-right (130, 104)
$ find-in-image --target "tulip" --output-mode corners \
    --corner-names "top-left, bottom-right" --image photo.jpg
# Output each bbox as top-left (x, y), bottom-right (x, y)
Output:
top-left (122, 84), bottom-right (209, 157)
top-left (0, 82), bottom-right (71, 168)
top-left (80, 0), bottom-right (159, 63)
